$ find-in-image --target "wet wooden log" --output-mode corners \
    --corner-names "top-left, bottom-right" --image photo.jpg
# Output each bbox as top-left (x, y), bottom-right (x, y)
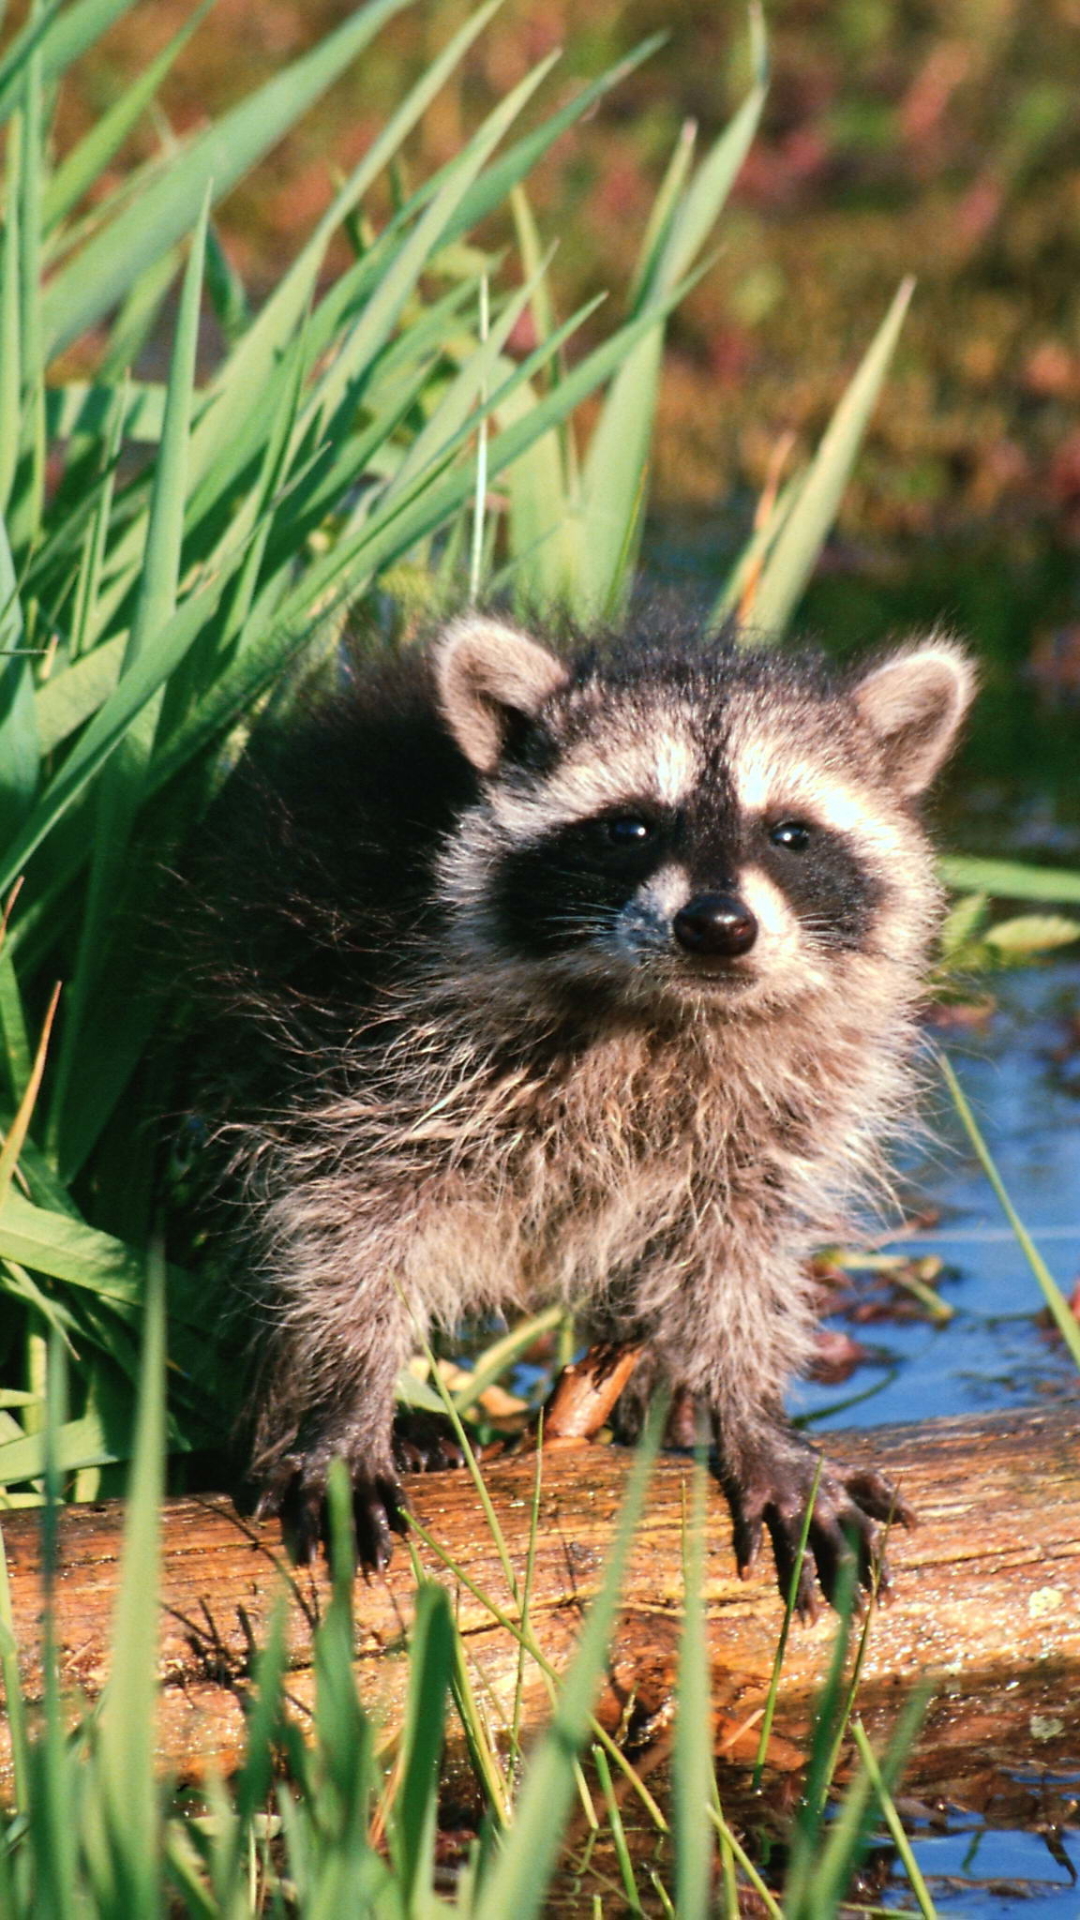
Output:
top-left (1, 1403), bottom-right (1078, 1816)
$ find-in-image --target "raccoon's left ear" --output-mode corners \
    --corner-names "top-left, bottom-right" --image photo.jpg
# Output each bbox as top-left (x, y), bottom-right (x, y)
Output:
top-left (436, 616), bottom-right (569, 774)
top-left (851, 638), bottom-right (976, 797)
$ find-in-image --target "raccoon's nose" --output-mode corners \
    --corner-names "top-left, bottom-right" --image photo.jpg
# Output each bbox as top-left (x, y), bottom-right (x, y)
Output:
top-left (672, 892), bottom-right (758, 958)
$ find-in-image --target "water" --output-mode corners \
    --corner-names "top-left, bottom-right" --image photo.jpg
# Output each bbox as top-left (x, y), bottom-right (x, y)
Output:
top-left (793, 961), bottom-right (1080, 1433)
top-left (887, 1817), bottom-right (1080, 1915)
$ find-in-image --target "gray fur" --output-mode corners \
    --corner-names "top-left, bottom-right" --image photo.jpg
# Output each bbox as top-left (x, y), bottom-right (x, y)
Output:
top-left (200, 615), bottom-right (975, 1601)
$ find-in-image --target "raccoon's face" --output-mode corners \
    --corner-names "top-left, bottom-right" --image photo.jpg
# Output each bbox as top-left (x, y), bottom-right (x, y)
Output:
top-left (434, 617), bottom-right (974, 1019)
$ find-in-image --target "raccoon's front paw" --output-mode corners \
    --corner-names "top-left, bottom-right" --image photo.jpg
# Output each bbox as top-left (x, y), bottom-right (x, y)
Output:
top-left (254, 1456), bottom-right (408, 1575)
top-left (719, 1432), bottom-right (915, 1618)
top-left (391, 1409), bottom-right (467, 1474)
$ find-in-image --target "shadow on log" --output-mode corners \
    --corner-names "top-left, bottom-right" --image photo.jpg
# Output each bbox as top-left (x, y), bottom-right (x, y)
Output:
top-left (2, 1403), bottom-right (1078, 1819)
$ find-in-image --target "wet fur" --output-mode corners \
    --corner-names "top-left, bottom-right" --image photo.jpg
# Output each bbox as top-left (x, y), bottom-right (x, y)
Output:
top-left (189, 611), bottom-right (974, 1602)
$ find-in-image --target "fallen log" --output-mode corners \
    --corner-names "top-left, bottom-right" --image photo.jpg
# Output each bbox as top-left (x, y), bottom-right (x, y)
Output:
top-left (2, 1403), bottom-right (1078, 1818)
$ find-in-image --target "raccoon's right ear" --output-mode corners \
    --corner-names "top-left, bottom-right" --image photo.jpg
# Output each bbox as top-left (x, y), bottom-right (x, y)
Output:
top-left (436, 616), bottom-right (569, 774)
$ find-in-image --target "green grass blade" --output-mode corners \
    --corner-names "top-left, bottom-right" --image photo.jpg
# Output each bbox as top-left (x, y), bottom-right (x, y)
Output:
top-left (593, 1744), bottom-right (644, 1915)
top-left (48, 198), bottom-right (208, 1165)
top-left (0, 0), bottom-right (140, 129)
top-left (626, 117), bottom-right (696, 313)
top-left (572, 325), bottom-right (661, 618)
top-left (790, 1691), bottom-right (929, 1920)
top-left (184, 0), bottom-right (503, 502)
top-left (0, 1189), bottom-right (183, 1306)
top-left (707, 465), bottom-right (806, 632)
top-left (398, 1507), bottom-right (670, 1838)
top-left (0, 0), bottom-right (66, 129)
top-left (473, 1407), bottom-right (664, 1920)
top-left (0, 923), bottom-right (32, 1102)
top-left (390, 1581), bottom-right (455, 1904)
top-left (0, 177), bottom-right (20, 513)
top-left (752, 1456), bottom-right (821, 1787)
top-left (272, 261), bottom-right (708, 638)
top-left (450, 1304), bottom-right (565, 1414)
top-left (938, 854), bottom-right (1080, 904)
top-left (98, 244), bottom-right (180, 383)
top-left (44, 379), bottom-right (165, 445)
top-left (674, 1459), bottom-right (715, 1920)
top-left (0, 980), bottom-right (58, 1205)
top-left (204, 217), bottom-right (249, 342)
top-left (122, 206), bottom-right (206, 686)
top-left (939, 1049), bottom-right (1080, 1370)
top-left (510, 183), bottom-right (560, 362)
top-left (43, 0), bottom-right (217, 230)
top-left (653, 11), bottom-right (767, 292)
top-left (0, 566), bottom-right (231, 897)
top-left (212, 321), bottom-right (311, 654)
top-left (126, 201), bottom-right (208, 672)
top-left (234, 1591), bottom-right (290, 1827)
top-left (389, 258), bottom-right (553, 501)
top-left (748, 277), bottom-right (914, 638)
top-left (444, 32), bottom-right (667, 250)
top-left (500, 187), bottom-right (583, 608)
top-left (144, 281), bottom-right (644, 795)
top-left (67, 388), bottom-right (128, 662)
top-left (0, 509), bottom-right (39, 844)
top-left (0, 1407), bottom-right (120, 1488)
top-left (312, 49), bottom-right (560, 435)
top-left (850, 1717), bottom-right (938, 1920)
top-left (40, 0), bottom-right (413, 357)
top-left (13, 44), bottom-right (46, 555)
top-left (572, 22), bottom-right (765, 615)
top-left (83, 1241), bottom-right (166, 1913)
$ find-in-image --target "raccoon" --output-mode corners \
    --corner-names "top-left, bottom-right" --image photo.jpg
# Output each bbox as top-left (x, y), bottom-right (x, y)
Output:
top-left (191, 610), bottom-right (974, 1608)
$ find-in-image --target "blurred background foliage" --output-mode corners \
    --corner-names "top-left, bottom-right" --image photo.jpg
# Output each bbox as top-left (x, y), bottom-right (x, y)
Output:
top-left (35, 0), bottom-right (1080, 837)
top-left (48, 0), bottom-right (1080, 543)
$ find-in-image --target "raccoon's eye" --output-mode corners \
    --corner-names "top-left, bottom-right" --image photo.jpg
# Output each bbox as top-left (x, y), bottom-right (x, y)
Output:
top-left (769, 820), bottom-right (812, 852)
top-left (605, 815), bottom-right (656, 846)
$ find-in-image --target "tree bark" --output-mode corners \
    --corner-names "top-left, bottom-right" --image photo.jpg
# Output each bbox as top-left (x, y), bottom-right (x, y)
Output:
top-left (2, 1403), bottom-right (1078, 1817)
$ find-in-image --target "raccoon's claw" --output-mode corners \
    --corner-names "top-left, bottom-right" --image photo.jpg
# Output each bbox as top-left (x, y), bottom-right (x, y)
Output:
top-left (352, 1473), bottom-right (408, 1573)
top-left (258, 1466), bottom-right (326, 1568)
top-left (722, 1441), bottom-right (914, 1617)
top-left (391, 1409), bottom-right (467, 1475)
top-left (254, 1458), bottom-right (408, 1575)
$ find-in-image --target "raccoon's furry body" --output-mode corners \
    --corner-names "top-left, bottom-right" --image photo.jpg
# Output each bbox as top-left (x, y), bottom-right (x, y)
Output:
top-left (192, 611), bottom-right (974, 1604)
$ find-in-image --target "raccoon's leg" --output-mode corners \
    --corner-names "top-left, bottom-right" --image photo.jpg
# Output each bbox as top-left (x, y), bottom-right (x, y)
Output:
top-left (636, 1253), bottom-right (914, 1613)
top-left (248, 1300), bottom-right (419, 1573)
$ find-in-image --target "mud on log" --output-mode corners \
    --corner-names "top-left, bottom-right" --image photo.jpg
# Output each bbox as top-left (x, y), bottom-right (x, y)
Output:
top-left (2, 1404), bottom-right (1078, 1816)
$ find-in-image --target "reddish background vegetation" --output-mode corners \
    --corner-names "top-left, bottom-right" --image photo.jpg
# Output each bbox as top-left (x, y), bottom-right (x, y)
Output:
top-left (21, 0), bottom-right (1080, 545)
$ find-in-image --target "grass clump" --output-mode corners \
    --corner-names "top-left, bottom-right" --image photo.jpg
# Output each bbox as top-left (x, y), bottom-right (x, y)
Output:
top-left (0, 1315), bottom-right (935, 1916)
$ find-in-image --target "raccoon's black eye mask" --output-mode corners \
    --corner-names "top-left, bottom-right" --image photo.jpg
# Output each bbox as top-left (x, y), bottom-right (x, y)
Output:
top-left (758, 817), bottom-right (883, 949)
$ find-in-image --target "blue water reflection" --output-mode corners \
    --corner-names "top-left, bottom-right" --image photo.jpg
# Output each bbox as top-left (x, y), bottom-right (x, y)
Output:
top-left (792, 962), bottom-right (1080, 1432)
